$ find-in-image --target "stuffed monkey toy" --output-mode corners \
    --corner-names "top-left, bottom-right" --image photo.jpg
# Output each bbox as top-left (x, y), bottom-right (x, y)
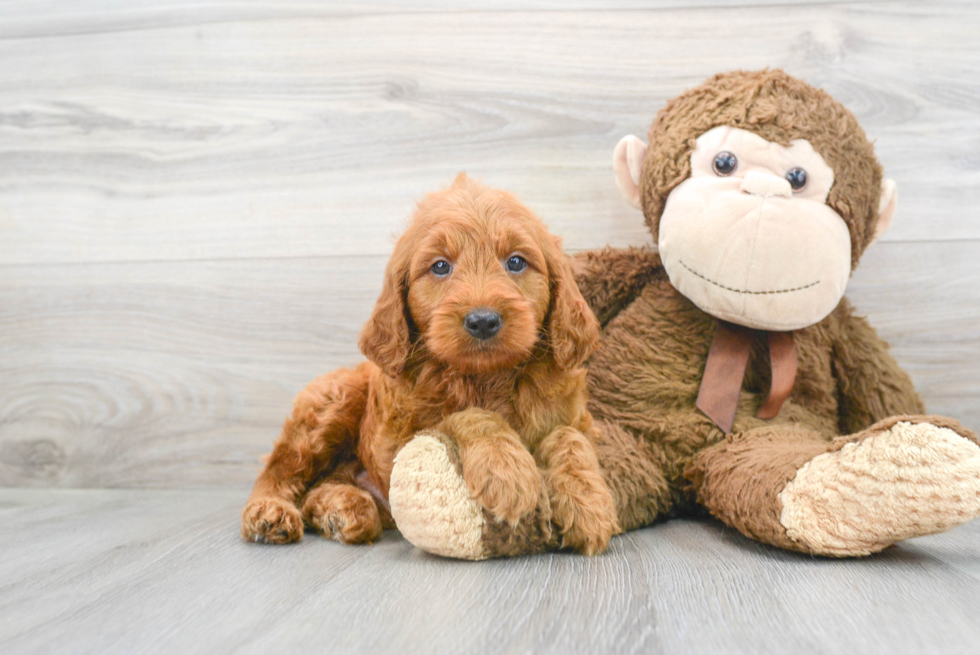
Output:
top-left (388, 70), bottom-right (980, 559)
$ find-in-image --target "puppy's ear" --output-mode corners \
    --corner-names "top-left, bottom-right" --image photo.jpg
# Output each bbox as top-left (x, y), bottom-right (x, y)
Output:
top-left (544, 237), bottom-right (600, 370)
top-left (358, 254), bottom-right (412, 377)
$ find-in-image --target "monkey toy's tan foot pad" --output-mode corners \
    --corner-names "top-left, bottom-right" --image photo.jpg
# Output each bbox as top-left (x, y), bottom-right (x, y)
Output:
top-left (389, 432), bottom-right (556, 561)
top-left (389, 432), bottom-right (487, 560)
top-left (779, 419), bottom-right (980, 557)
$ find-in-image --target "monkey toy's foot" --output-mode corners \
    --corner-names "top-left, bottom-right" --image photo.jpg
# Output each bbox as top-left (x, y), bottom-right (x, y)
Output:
top-left (388, 432), bottom-right (557, 560)
top-left (779, 417), bottom-right (980, 556)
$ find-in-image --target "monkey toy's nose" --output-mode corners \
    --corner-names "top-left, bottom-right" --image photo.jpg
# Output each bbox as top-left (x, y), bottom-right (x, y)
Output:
top-left (740, 170), bottom-right (792, 198)
top-left (464, 309), bottom-right (502, 340)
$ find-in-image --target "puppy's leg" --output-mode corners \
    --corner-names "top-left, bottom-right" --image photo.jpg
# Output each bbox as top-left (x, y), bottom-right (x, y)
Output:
top-left (437, 408), bottom-right (542, 525)
top-left (241, 363), bottom-right (370, 544)
top-left (536, 427), bottom-right (620, 556)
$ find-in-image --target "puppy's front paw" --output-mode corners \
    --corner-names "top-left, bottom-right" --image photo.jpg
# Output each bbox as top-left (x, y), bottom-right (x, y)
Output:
top-left (302, 484), bottom-right (382, 545)
top-left (462, 437), bottom-right (542, 525)
top-left (549, 471), bottom-right (619, 556)
top-left (241, 496), bottom-right (304, 544)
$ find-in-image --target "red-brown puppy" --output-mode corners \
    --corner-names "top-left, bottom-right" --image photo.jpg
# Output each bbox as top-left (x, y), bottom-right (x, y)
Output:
top-left (241, 173), bottom-right (618, 555)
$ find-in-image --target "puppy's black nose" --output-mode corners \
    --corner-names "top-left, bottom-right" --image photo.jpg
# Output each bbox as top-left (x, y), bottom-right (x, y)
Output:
top-left (464, 309), bottom-right (502, 340)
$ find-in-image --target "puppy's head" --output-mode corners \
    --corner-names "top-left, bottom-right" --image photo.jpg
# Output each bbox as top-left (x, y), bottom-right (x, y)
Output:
top-left (359, 173), bottom-right (599, 377)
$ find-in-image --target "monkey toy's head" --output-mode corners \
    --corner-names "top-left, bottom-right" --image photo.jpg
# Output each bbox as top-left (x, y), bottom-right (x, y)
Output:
top-left (614, 69), bottom-right (897, 331)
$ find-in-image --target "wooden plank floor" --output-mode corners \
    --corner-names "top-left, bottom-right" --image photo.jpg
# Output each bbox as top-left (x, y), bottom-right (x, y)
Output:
top-left (2, 488), bottom-right (979, 655)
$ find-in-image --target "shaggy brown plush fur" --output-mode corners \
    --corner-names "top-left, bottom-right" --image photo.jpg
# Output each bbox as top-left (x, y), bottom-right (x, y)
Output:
top-left (578, 73), bottom-right (978, 553)
top-left (578, 71), bottom-right (977, 554)
top-left (241, 174), bottom-right (618, 554)
top-left (576, 251), bottom-right (940, 531)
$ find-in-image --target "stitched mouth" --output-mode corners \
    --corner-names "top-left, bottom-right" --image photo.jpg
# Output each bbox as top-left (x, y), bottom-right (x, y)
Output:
top-left (680, 261), bottom-right (820, 295)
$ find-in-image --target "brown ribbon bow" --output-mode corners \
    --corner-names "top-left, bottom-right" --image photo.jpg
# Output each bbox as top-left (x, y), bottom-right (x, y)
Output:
top-left (695, 321), bottom-right (798, 434)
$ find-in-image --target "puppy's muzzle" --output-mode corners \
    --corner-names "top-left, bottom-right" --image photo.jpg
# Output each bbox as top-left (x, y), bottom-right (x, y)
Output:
top-left (463, 309), bottom-right (502, 340)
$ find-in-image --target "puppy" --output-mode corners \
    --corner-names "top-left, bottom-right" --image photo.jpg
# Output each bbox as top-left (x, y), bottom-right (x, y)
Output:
top-left (241, 173), bottom-right (618, 555)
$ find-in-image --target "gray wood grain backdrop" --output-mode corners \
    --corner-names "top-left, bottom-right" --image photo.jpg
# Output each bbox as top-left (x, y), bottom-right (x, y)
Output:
top-left (2, 0), bottom-right (978, 489)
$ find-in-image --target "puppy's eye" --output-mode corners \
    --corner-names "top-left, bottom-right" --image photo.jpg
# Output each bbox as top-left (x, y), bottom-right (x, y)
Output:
top-left (785, 167), bottom-right (807, 191)
top-left (430, 260), bottom-right (451, 276)
top-left (506, 255), bottom-right (527, 273)
top-left (712, 151), bottom-right (738, 176)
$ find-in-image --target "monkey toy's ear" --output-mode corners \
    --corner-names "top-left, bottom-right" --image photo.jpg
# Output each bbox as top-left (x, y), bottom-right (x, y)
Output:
top-left (871, 178), bottom-right (898, 244)
top-left (613, 135), bottom-right (648, 210)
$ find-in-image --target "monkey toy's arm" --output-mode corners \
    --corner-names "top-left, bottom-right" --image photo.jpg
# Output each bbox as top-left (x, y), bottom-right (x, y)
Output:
top-left (830, 299), bottom-right (926, 434)
top-left (569, 246), bottom-right (663, 327)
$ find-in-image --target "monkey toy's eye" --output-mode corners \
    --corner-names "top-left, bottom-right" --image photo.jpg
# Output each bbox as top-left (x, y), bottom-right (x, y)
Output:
top-left (431, 260), bottom-right (452, 276)
top-left (712, 151), bottom-right (738, 176)
top-left (785, 167), bottom-right (808, 191)
top-left (506, 255), bottom-right (527, 273)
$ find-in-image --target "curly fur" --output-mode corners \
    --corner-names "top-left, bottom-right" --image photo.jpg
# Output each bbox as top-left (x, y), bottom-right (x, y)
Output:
top-left (241, 174), bottom-right (617, 553)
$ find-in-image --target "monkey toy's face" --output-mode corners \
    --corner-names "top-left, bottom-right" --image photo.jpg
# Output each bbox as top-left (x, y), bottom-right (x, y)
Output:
top-left (659, 126), bottom-right (847, 331)
top-left (614, 124), bottom-right (896, 332)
